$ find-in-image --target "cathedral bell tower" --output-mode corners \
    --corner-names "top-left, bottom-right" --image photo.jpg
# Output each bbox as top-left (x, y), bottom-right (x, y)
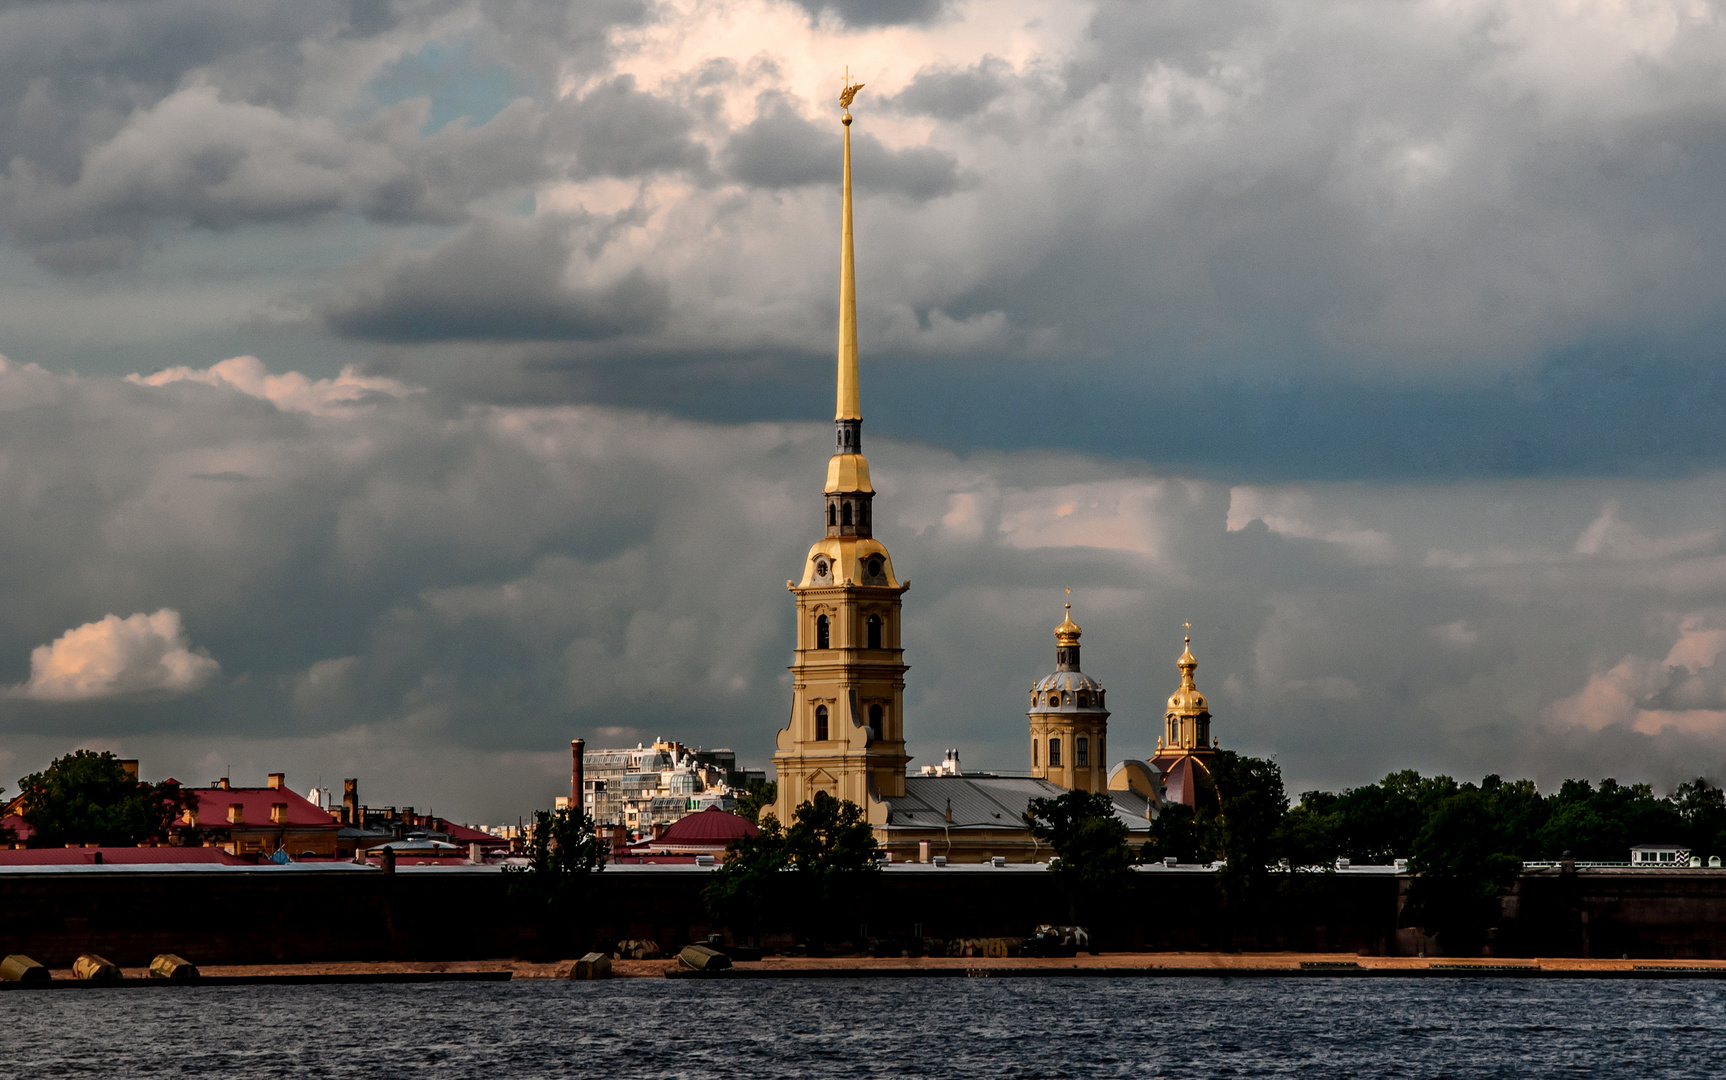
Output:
top-left (773, 78), bottom-right (911, 826)
top-left (1027, 596), bottom-right (1109, 792)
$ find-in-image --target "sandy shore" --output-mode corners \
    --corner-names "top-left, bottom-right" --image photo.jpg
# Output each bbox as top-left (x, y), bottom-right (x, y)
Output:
top-left (16, 952), bottom-right (1722, 984)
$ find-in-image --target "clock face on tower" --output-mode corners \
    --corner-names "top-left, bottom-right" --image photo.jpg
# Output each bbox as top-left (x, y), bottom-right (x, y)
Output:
top-left (815, 558), bottom-right (830, 580)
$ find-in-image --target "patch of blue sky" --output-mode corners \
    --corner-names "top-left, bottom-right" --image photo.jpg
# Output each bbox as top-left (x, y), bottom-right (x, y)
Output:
top-left (370, 38), bottom-right (522, 133)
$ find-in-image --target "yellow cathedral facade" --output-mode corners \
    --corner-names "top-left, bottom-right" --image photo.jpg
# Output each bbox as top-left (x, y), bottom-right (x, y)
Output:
top-left (769, 81), bottom-right (1224, 860)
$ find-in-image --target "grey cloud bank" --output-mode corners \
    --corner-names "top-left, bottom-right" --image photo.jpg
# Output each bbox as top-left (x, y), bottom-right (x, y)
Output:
top-left (1, 356), bottom-right (1724, 821)
top-left (0, 0), bottom-right (1720, 474)
top-left (0, 0), bottom-right (1722, 816)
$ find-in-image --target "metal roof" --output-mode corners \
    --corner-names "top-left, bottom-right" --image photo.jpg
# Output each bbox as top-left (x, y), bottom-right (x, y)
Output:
top-left (882, 776), bottom-right (1153, 831)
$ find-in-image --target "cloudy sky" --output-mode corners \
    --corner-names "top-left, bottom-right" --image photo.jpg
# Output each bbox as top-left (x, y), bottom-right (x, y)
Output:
top-left (3, 0), bottom-right (1726, 822)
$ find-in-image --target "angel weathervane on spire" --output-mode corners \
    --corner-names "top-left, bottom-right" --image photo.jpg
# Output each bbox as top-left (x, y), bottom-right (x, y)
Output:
top-left (840, 66), bottom-right (865, 123)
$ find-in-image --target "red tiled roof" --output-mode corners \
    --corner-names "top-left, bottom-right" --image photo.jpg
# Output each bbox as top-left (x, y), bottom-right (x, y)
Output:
top-left (185, 786), bottom-right (338, 829)
top-left (435, 819), bottom-right (500, 843)
top-left (0, 847), bottom-right (250, 866)
top-left (664, 805), bottom-right (758, 842)
top-left (631, 806), bottom-right (760, 850)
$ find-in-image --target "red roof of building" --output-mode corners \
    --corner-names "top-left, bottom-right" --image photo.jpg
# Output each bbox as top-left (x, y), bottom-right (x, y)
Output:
top-left (1150, 753), bottom-right (1212, 809)
top-left (667, 806), bottom-right (759, 842)
top-left (2, 814), bottom-right (31, 841)
top-left (185, 786), bottom-right (338, 829)
top-left (434, 819), bottom-right (502, 844)
top-left (0, 847), bottom-right (250, 866)
top-left (630, 806), bottom-right (759, 852)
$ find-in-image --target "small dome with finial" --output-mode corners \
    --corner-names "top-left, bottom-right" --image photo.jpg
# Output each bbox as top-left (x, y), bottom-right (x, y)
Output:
top-left (1032, 590), bottom-right (1104, 710)
top-left (1054, 601), bottom-right (1082, 647)
top-left (1167, 634), bottom-right (1208, 714)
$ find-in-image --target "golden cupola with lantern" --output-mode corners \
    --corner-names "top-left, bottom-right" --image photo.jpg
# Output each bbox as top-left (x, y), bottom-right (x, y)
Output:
top-left (773, 75), bottom-right (911, 827)
top-left (1027, 594), bottom-right (1110, 793)
top-left (1149, 630), bottom-right (1220, 807)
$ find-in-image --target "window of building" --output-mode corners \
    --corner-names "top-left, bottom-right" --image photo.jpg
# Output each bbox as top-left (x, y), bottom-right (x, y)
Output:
top-left (1077, 691), bottom-right (1089, 707)
top-left (828, 504), bottom-right (836, 526)
top-left (816, 615), bottom-right (830, 649)
top-left (1032, 739), bottom-right (1038, 767)
top-left (1077, 737), bottom-right (1089, 767)
top-left (815, 705), bottom-right (829, 741)
top-left (842, 502), bottom-right (853, 525)
top-left (869, 704), bottom-right (883, 739)
top-left (1049, 738), bottom-right (1062, 767)
top-left (867, 614), bottom-right (882, 649)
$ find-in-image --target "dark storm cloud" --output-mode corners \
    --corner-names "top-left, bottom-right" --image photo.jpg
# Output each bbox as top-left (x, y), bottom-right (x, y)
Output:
top-left (722, 94), bottom-right (963, 200)
top-left (884, 58), bottom-right (1012, 120)
top-left (550, 75), bottom-right (710, 180)
top-left (787, 0), bottom-right (949, 28)
top-left (0, 0), bottom-right (651, 271)
top-left (317, 216), bottom-right (670, 341)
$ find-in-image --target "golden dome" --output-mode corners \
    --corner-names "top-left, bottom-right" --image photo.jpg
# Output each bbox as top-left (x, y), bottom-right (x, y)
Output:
top-left (1166, 635), bottom-right (1208, 714)
top-left (1054, 601), bottom-right (1082, 646)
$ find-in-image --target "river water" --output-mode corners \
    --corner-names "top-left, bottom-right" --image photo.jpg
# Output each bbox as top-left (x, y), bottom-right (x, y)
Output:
top-left (6, 977), bottom-right (1722, 1078)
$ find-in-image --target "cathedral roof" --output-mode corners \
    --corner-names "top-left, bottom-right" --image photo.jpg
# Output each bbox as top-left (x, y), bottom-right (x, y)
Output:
top-left (880, 775), bottom-right (1152, 831)
top-left (1031, 670), bottom-right (1104, 697)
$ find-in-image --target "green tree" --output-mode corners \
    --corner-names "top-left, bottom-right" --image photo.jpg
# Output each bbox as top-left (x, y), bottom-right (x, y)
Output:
top-left (1138, 801), bottom-right (1202, 864)
top-left (706, 793), bottom-right (880, 951)
top-left (18, 751), bottom-right (194, 848)
top-left (1277, 790), bottom-right (1341, 868)
top-left (1205, 752), bottom-right (1289, 913)
top-left (1675, 778), bottom-right (1726, 862)
top-left (704, 814), bottom-right (791, 945)
top-left (784, 791), bottom-right (880, 882)
top-left (1537, 778), bottom-right (1682, 860)
top-left (1406, 789), bottom-right (1521, 955)
top-left (1027, 790), bottom-right (1133, 930)
top-left (732, 780), bottom-right (778, 825)
top-left (504, 805), bottom-right (605, 954)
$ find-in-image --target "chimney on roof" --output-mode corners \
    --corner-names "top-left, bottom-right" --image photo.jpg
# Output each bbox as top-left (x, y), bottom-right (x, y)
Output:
top-left (183, 807), bottom-right (198, 827)
top-left (267, 773), bottom-right (284, 790)
top-left (270, 803), bottom-right (288, 825)
top-left (228, 803), bottom-right (244, 825)
top-left (572, 738), bottom-right (585, 815)
top-left (217, 777), bottom-right (230, 790)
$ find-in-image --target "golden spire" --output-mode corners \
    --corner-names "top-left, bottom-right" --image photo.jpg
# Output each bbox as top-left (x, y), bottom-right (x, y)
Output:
top-left (836, 69), bottom-right (863, 422)
top-left (1177, 623), bottom-right (1198, 689)
top-left (1054, 588), bottom-right (1082, 645)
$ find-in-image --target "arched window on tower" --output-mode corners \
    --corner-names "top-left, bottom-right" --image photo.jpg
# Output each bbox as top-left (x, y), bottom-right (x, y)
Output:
top-left (1032, 739), bottom-right (1039, 767)
top-left (869, 704), bottom-right (883, 740)
top-left (815, 705), bottom-right (829, 741)
top-left (842, 502), bottom-right (853, 526)
top-left (867, 614), bottom-right (882, 649)
top-left (828, 503), bottom-right (836, 526)
top-left (1076, 737), bottom-right (1089, 767)
top-left (1049, 738), bottom-right (1062, 768)
top-left (816, 615), bottom-right (830, 649)
top-left (1077, 691), bottom-right (1090, 708)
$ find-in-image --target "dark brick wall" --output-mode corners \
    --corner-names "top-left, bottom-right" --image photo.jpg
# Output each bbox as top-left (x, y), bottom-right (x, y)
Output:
top-left (5, 867), bottom-right (1722, 964)
top-left (1499, 870), bottom-right (1726, 959)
